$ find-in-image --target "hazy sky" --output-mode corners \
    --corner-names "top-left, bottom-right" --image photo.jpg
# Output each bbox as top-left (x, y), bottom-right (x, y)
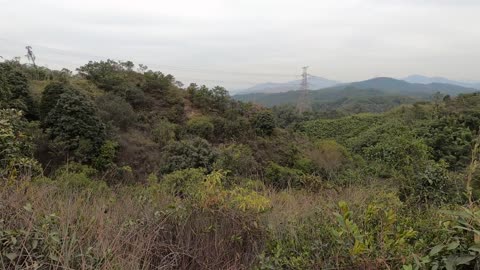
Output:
top-left (1, 0), bottom-right (479, 91)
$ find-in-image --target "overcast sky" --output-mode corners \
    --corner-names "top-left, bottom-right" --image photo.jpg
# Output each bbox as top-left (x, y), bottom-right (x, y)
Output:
top-left (1, 0), bottom-right (479, 91)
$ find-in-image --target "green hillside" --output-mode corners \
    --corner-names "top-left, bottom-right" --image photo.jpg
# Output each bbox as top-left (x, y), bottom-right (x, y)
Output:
top-left (3, 59), bottom-right (480, 269)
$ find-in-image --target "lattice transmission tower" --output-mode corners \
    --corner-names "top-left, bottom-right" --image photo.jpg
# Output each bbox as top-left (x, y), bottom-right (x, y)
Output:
top-left (296, 66), bottom-right (311, 113)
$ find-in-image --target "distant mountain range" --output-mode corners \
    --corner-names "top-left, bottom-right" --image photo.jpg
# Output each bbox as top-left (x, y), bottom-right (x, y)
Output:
top-left (233, 77), bottom-right (479, 113)
top-left (236, 76), bottom-right (340, 94)
top-left (235, 74), bottom-right (480, 95)
top-left (403, 75), bottom-right (480, 89)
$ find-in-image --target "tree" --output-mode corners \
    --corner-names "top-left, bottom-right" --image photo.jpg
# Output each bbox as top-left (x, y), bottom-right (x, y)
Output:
top-left (43, 89), bottom-right (105, 161)
top-left (0, 62), bottom-right (37, 119)
top-left (40, 82), bottom-right (71, 119)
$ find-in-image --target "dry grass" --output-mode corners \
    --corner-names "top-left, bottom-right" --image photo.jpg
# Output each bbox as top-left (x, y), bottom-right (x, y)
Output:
top-left (0, 181), bottom-right (265, 270)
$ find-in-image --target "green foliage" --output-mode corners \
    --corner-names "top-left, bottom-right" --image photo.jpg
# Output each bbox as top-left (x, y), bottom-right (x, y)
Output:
top-left (43, 89), bottom-right (106, 161)
top-left (161, 137), bottom-right (217, 173)
top-left (160, 168), bottom-right (206, 198)
top-left (96, 92), bottom-right (136, 131)
top-left (39, 82), bottom-right (70, 119)
top-left (423, 115), bottom-right (473, 170)
top-left (301, 113), bottom-right (384, 146)
top-left (252, 110), bottom-right (276, 136)
top-left (185, 115), bottom-right (214, 140)
top-left (51, 162), bottom-right (108, 191)
top-left (402, 161), bottom-right (462, 205)
top-left (408, 207), bottom-right (480, 270)
top-left (214, 143), bottom-right (258, 177)
top-left (0, 109), bottom-right (42, 179)
top-left (0, 62), bottom-right (37, 118)
top-left (363, 133), bottom-right (430, 176)
top-left (333, 195), bottom-right (417, 267)
top-left (265, 162), bottom-right (303, 189)
top-left (77, 59), bottom-right (141, 92)
top-left (187, 84), bottom-right (231, 113)
top-left (308, 140), bottom-right (351, 178)
top-left (151, 118), bottom-right (177, 147)
top-left (0, 211), bottom-right (107, 269)
top-left (93, 140), bottom-right (119, 170)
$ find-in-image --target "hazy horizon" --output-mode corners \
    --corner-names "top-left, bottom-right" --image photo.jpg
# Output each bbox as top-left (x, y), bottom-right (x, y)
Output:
top-left (1, 0), bottom-right (479, 90)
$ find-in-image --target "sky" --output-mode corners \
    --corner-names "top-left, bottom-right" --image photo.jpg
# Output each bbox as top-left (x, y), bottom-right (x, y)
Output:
top-left (1, 0), bottom-right (480, 92)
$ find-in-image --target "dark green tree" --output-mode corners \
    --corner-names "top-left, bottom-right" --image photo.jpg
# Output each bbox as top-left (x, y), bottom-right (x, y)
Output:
top-left (0, 62), bottom-right (37, 119)
top-left (43, 89), bottom-right (105, 161)
top-left (40, 82), bottom-right (71, 119)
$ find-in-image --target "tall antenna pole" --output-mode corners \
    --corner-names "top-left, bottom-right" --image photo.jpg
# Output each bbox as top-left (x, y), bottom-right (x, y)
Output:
top-left (296, 66), bottom-right (311, 113)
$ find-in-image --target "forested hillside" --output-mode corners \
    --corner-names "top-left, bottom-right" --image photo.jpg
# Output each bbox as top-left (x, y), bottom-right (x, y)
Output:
top-left (2, 59), bottom-right (480, 269)
top-left (234, 77), bottom-right (478, 114)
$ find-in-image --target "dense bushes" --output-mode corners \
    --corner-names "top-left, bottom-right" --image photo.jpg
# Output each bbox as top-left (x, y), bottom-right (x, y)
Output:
top-left (96, 92), bottom-right (136, 131)
top-left (252, 110), bottom-right (276, 136)
top-left (161, 137), bottom-right (217, 173)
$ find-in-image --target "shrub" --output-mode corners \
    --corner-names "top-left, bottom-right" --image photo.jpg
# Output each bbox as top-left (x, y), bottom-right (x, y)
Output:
top-left (0, 109), bottom-right (42, 179)
top-left (214, 143), bottom-right (258, 177)
top-left (161, 137), bottom-right (217, 173)
top-left (151, 118), bottom-right (177, 147)
top-left (185, 116), bottom-right (214, 140)
top-left (308, 140), bottom-right (351, 178)
top-left (96, 92), bottom-right (136, 130)
top-left (363, 134), bottom-right (430, 176)
top-left (93, 140), bottom-right (119, 170)
top-left (160, 168), bottom-right (206, 198)
top-left (265, 162), bottom-right (303, 189)
top-left (401, 161), bottom-right (462, 205)
top-left (252, 110), bottom-right (276, 136)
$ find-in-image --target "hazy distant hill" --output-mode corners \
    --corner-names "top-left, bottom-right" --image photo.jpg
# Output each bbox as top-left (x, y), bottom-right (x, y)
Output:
top-left (236, 76), bottom-right (340, 94)
top-left (234, 77), bottom-right (479, 112)
top-left (403, 75), bottom-right (480, 89)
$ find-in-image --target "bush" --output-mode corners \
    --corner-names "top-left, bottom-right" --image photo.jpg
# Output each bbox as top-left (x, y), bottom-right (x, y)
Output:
top-left (363, 134), bottom-right (430, 176)
top-left (307, 140), bottom-right (351, 178)
top-left (252, 110), bottom-right (276, 136)
top-left (265, 162), bottom-right (303, 189)
top-left (185, 116), bottom-right (214, 140)
top-left (0, 109), bottom-right (42, 179)
top-left (160, 168), bottom-right (206, 198)
top-left (151, 118), bottom-right (177, 147)
top-left (93, 140), bottom-right (119, 170)
top-left (214, 143), bottom-right (258, 177)
top-left (401, 161), bottom-right (462, 205)
top-left (161, 137), bottom-right (217, 173)
top-left (96, 92), bottom-right (136, 130)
